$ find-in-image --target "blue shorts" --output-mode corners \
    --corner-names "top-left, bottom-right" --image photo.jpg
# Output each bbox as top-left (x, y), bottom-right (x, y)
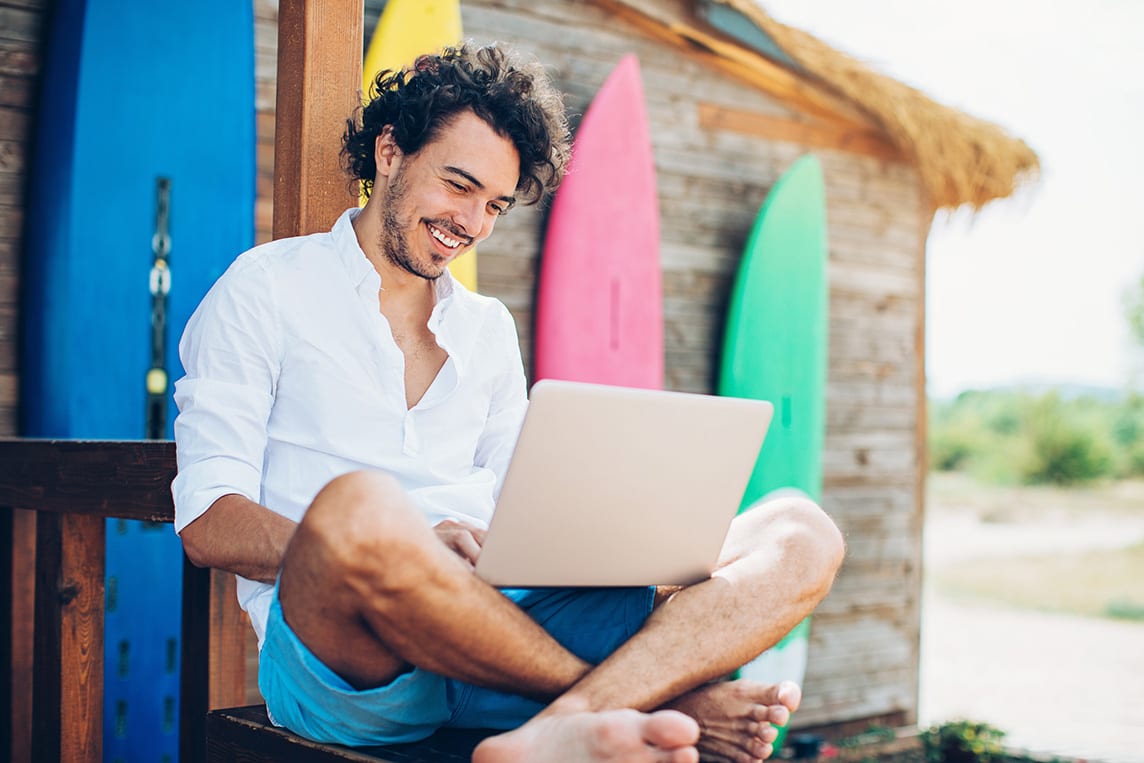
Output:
top-left (259, 584), bottom-right (655, 746)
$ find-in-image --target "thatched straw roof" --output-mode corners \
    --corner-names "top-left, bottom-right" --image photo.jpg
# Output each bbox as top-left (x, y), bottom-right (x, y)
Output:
top-left (592, 0), bottom-right (1040, 211)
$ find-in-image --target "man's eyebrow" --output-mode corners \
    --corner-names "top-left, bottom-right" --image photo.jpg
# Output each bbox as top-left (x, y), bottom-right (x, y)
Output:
top-left (444, 165), bottom-right (516, 206)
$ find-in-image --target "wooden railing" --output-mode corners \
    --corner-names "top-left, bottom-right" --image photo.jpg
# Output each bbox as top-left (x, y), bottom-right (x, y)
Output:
top-left (1, 439), bottom-right (492, 763)
top-left (0, 439), bottom-right (247, 763)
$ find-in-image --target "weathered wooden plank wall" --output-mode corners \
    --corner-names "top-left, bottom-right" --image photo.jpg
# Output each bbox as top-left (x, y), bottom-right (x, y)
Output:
top-left (0, 0), bottom-right (45, 438)
top-left (450, 0), bottom-right (927, 729)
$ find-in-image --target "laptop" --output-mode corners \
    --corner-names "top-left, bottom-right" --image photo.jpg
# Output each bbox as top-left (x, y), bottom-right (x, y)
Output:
top-left (475, 379), bottom-right (773, 587)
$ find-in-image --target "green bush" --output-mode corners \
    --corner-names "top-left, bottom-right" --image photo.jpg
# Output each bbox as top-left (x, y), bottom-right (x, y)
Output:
top-left (929, 390), bottom-right (1124, 486)
top-left (1111, 395), bottom-right (1144, 445)
top-left (921, 720), bottom-right (1006, 763)
top-left (1105, 598), bottom-right (1144, 621)
top-left (967, 435), bottom-right (1031, 486)
top-left (1117, 444), bottom-right (1144, 478)
top-left (1020, 394), bottom-right (1112, 486)
top-left (977, 395), bottom-right (1023, 437)
top-left (930, 418), bottom-right (991, 471)
top-left (1111, 395), bottom-right (1144, 477)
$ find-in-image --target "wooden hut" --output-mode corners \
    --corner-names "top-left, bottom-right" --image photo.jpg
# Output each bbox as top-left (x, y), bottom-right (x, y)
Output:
top-left (0, 0), bottom-right (1037, 748)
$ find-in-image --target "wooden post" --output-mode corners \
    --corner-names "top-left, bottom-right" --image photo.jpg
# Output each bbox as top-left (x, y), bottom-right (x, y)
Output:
top-left (32, 512), bottom-right (105, 763)
top-left (178, 558), bottom-right (249, 763)
top-left (180, 557), bottom-right (212, 763)
top-left (273, 0), bottom-right (364, 239)
top-left (7, 509), bottom-right (35, 763)
top-left (909, 196), bottom-right (933, 726)
top-left (209, 571), bottom-right (247, 710)
top-left (1, 506), bottom-right (11, 761)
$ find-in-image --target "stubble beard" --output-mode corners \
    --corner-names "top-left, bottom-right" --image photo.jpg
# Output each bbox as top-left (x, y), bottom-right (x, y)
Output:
top-left (379, 166), bottom-right (444, 282)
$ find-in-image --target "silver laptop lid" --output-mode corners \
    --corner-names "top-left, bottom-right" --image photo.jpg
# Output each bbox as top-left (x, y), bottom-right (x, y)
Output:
top-left (476, 380), bottom-right (773, 587)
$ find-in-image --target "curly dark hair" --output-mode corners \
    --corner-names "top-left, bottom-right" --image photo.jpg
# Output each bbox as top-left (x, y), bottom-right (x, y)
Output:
top-left (343, 43), bottom-right (571, 205)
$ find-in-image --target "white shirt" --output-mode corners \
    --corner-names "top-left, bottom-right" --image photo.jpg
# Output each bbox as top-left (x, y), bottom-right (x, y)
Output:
top-left (171, 208), bottom-right (528, 646)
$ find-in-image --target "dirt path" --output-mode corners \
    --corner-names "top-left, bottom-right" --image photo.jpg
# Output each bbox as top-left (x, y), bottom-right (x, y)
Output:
top-left (919, 591), bottom-right (1144, 763)
top-left (921, 478), bottom-right (1144, 763)
top-left (924, 514), bottom-right (1144, 567)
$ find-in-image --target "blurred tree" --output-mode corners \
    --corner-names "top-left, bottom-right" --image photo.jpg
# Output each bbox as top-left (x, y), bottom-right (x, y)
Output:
top-left (1127, 270), bottom-right (1144, 345)
top-left (1124, 268), bottom-right (1144, 388)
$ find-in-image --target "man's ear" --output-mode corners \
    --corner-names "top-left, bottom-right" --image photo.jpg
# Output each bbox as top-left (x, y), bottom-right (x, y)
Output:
top-left (374, 126), bottom-right (400, 179)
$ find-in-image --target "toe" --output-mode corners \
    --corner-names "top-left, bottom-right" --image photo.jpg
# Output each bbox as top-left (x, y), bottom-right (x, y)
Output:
top-left (663, 748), bottom-right (699, 763)
top-left (777, 681), bottom-right (801, 712)
top-left (741, 717), bottom-right (770, 734)
top-left (645, 710), bottom-right (701, 748)
top-left (749, 738), bottom-right (774, 760)
top-left (750, 703), bottom-right (789, 727)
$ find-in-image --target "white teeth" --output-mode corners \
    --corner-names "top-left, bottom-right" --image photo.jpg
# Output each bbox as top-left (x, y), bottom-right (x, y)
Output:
top-left (429, 224), bottom-right (462, 249)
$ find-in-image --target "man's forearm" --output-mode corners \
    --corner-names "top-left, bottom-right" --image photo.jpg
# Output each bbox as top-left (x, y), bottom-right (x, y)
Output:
top-left (180, 494), bottom-right (298, 583)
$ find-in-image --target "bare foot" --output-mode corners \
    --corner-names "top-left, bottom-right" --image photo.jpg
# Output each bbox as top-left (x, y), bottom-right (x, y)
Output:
top-left (665, 679), bottom-right (801, 763)
top-left (472, 709), bottom-right (701, 763)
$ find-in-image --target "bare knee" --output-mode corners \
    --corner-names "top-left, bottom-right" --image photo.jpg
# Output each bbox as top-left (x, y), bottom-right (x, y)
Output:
top-left (289, 470), bottom-right (438, 592)
top-left (740, 494), bottom-right (845, 592)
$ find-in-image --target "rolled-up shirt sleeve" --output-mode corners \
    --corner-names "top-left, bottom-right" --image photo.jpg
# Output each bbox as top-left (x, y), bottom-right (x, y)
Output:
top-left (171, 256), bottom-right (281, 534)
top-left (473, 304), bottom-right (528, 500)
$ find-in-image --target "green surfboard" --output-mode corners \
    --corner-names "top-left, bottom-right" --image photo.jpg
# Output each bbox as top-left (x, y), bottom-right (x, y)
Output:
top-left (718, 155), bottom-right (828, 751)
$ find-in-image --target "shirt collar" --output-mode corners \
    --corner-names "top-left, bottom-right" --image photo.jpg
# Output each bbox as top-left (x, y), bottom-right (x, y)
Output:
top-left (331, 207), bottom-right (375, 288)
top-left (432, 264), bottom-right (459, 307)
top-left (331, 207), bottom-right (463, 308)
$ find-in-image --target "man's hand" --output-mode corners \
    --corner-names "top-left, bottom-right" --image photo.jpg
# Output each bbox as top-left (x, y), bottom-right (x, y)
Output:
top-left (434, 519), bottom-right (486, 568)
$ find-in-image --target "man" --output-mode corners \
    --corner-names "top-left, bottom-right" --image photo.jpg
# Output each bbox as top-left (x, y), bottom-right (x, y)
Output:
top-left (173, 43), bottom-right (844, 763)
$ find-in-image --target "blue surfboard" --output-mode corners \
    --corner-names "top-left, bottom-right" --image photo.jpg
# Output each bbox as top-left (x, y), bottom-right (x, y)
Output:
top-left (21, 1), bottom-right (255, 759)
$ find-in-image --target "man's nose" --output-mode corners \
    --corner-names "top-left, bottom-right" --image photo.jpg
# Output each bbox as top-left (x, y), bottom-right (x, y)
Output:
top-left (454, 199), bottom-right (493, 239)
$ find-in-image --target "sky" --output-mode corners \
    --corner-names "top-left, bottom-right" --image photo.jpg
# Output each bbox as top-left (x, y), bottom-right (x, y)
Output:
top-left (763, 0), bottom-right (1144, 398)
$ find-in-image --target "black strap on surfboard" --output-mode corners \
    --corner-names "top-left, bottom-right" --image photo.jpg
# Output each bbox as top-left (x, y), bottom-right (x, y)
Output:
top-left (146, 177), bottom-right (171, 440)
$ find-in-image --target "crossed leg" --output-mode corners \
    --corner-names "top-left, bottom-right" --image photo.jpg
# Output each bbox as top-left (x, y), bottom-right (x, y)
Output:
top-left (276, 470), bottom-right (844, 762)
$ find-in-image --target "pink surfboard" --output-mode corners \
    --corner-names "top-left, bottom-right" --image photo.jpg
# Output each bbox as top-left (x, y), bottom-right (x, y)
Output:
top-left (534, 55), bottom-right (663, 389)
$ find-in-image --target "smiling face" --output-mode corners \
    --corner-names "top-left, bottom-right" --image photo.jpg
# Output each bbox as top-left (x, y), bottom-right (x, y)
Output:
top-left (372, 110), bottom-right (520, 281)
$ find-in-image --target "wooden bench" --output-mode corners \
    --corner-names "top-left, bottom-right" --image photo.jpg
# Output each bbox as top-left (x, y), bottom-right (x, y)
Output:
top-left (1, 439), bottom-right (495, 763)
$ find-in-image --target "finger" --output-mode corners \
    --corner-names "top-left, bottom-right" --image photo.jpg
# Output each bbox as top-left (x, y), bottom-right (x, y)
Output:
top-left (433, 522), bottom-right (460, 547)
top-left (452, 520), bottom-right (487, 546)
top-left (454, 532), bottom-right (482, 564)
top-left (448, 543), bottom-right (475, 570)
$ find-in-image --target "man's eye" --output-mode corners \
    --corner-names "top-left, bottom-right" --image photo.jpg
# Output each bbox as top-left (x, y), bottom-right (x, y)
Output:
top-left (448, 181), bottom-right (466, 191)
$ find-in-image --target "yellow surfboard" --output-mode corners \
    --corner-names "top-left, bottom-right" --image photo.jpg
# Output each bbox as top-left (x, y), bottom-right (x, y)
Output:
top-left (363, 0), bottom-right (477, 290)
